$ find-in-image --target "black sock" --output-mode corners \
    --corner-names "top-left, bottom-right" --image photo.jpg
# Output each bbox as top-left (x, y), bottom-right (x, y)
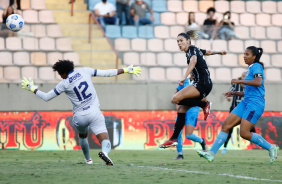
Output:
top-left (170, 113), bottom-right (186, 140)
top-left (224, 128), bottom-right (233, 147)
top-left (178, 98), bottom-right (206, 108)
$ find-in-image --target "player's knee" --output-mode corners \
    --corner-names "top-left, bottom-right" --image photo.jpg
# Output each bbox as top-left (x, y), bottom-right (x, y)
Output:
top-left (171, 95), bottom-right (180, 104)
top-left (79, 132), bottom-right (88, 138)
top-left (221, 122), bottom-right (231, 133)
top-left (240, 130), bottom-right (248, 139)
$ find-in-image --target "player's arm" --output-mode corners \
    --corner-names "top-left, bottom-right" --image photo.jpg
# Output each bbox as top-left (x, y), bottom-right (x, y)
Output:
top-left (204, 50), bottom-right (227, 56)
top-left (223, 91), bottom-right (244, 97)
top-left (231, 74), bottom-right (262, 87)
top-left (95, 65), bottom-right (141, 77)
top-left (180, 56), bottom-right (197, 85)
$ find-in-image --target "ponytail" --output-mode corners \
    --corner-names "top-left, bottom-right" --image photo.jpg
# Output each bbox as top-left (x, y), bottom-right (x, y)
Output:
top-left (186, 30), bottom-right (198, 39)
top-left (246, 46), bottom-right (264, 69)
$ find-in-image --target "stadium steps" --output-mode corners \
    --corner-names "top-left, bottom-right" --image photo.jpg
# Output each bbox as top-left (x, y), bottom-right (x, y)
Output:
top-left (46, 2), bottom-right (87, 10)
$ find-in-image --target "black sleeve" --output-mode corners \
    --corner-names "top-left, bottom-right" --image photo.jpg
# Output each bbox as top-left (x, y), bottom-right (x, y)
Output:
top-left (200, 49), bottom-right (206, 55)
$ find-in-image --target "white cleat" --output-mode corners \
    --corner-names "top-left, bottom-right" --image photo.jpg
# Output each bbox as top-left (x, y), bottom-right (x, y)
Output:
top-left (269, 144), bottom-right (279, 164)
top-left (85, 159), bottom-right (93, 164)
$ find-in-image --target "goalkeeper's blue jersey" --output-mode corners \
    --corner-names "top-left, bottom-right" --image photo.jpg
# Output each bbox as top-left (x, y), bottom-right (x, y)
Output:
top-left (244, 63), bottom-right (265, 106)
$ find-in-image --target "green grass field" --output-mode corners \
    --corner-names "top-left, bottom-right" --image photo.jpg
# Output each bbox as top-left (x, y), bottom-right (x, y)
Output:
top-left (0, 150), bottom-right (281, 184)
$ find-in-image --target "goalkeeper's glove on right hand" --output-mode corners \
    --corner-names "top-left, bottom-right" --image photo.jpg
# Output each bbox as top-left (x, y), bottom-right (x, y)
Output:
top-left (21, 77), bottom-right (38, 93)
top-left (123, 65), bottom-right (142, 77)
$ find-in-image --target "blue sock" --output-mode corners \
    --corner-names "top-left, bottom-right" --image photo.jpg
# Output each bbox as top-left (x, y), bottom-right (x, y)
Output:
top-left (250, 133), bottom-right (271, 150)
top-left (101, 139), bottom-right (111, 155)
top-left (79, 137), bottom-right (91, 160)
top-left (177, 130), bottom-right (183, 154)
top-left (185, 134), bottom-right (203, 143)
top-left (210, 131), bottom-right (228, 155)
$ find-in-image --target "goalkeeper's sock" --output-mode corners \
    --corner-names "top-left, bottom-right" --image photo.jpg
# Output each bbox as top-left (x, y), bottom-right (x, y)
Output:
top-left (210, 131), bottom-right (228, 155)
top-left (101, 139), bottom-right (111, 155)
top-left (250, 133), bottom-right (271, 150)
top-left (185, 134), bottom-right (203, 143)
top-left (79, 137), bottom-right (91, 161)
top-left (177, 130), bottom-right (183, 154)
top-left (178, 98), bottom-right (206, 108)
top-left (170, 113), bottom-right (186, 140)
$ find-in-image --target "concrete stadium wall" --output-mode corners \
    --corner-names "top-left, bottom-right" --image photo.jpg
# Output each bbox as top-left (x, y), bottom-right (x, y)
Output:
top-left (1, 83), bottom-right (281, 112)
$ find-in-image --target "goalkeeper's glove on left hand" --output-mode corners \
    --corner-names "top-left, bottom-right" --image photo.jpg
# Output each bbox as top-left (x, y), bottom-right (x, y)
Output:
top-left (123, 65), bottom-right (142, 77)
top-left (21, 77), bottom-right (38, 93)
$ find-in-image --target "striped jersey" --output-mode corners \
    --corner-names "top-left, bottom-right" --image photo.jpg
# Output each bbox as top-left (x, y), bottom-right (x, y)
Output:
top-left (229, 83), bottom-right (244, 111)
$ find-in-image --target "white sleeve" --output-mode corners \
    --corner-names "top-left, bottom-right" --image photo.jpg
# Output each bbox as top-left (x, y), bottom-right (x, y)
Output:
top-left (95, 69), bottom-right (118, 77)
top-left (36, 90), bottom-right (58, 102)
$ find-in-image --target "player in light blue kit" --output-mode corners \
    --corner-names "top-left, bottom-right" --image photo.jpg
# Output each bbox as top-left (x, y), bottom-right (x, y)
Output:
top-left (197, 46), bottom-right (279, 164)
top-left (174, 77), bottom-right (207, 160)
top-left (21, 60), bottom-right (141, 165)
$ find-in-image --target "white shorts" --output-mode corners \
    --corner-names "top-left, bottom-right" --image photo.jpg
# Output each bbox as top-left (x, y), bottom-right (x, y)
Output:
top-left (72, 111), bottom-right (108, 135)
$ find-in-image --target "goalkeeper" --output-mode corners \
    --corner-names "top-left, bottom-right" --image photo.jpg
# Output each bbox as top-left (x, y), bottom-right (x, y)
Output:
top-left (21, 60), bottom-right (141, 165)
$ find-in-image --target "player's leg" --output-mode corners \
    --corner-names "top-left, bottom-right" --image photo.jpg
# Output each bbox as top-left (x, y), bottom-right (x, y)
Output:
top-left (174, 130), bottom-right (184, 159)
top-left (222, 128), bottom-right (233, 154)
top-left (79, 132), bottom-right (92, 164)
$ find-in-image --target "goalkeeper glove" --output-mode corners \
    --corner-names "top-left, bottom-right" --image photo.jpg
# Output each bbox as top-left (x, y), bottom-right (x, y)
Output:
top-left (123, 65), bottom-right (142, 77)
top-left (21, 77), bottom-right (38, 93)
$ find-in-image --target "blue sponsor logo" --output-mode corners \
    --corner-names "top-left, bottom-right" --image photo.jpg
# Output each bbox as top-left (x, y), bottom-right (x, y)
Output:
top-left (83, 106), bottom-right (90, 111)
top-left (69, 73), bottom-right (81, 83)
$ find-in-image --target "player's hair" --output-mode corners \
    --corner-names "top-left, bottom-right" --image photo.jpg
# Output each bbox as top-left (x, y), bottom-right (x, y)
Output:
top-left (246, 46), bottom-right (264, 69)
top-left (207, 7), bottom-right (216, 14)
top-left (52, 60), bottom-right (74, 75)
top-left (178, 30), bottom-right (199, 40)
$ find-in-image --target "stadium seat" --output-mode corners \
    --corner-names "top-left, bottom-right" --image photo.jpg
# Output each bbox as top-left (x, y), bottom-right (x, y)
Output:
top-left (170, 26), bottom-right (185, 38)
top-left (20, 24), bottom-right (31, 33)
top-left (215, 1), bottom-right (229, 13)
top-left (30, 52), bottom-right (47, 65)
top-left (272, 14), bottom-right (282, 26)
top-left (212, 40), bottom-right (227, 51)
top-left (31, 25), bottom-right (46, 38)
top-left (231, 1), bottom-right (246, 13)
top-left (114, 38), bottom-right (130, 51)
top-left (23, 10), bottom-right (39, 23)
top-left (31, 0), bottom-right (46, 10)
top-left (152, 12), bottom-right (161, 25)
top-left (0, 38), bottom-right (4, 50)
top-left (0, 10), bottom-right (3, 23)
top-left (152, 1), bottom-right (167, 12)
top-left (183, 1), bottom-right (198, 12)
top-left (143, 0), bottom-right (151, 7)
top-left (47, 24), bottom-right (63, 38)
top-left (278, 2), bottom-right (282, 13)
top-left (39, 10), bottom-right (55, 23)
top-left (271, 55), bottom-right (282, 67)
top-left (265, 68), bottom-right (281, 81)
top-left (161, 12), bottom-right (176, 25)
top-left (167, 1), bottom-right (182, 12)
top-left (215, 68), bottom-right (231, 82)
top-left (260, 54), bottom-right (270, 67)
top-left (195, 13), bottom-right (207, 25)
top-left (234, 26), bottom-right (250, 40)
top-left (232, 68), bottom-right (247, 79)
top-left (21, 66), bottom-right (38, 80)
top-left (6, 37), bottom-right (22, 51)
top-left (0, 67), bottom-right (3, 81)
top-left (47, 52), bottom-right (63, 65)
top-left (105, 25), bottom-right (121, 38)
top-left (4, 66), bottom-right (21, 81)
top-left (154, 26), bottom-right (170, 38)
top-left (196, 40), bottom-right (211, 50)
top-left (199, 1), bottom-right (214, 13)
top-left (240, 14), bottom-right (255, 26)
top-left (140, 53), bottom-right (157, 66)
top-left (131, 38), bottom-right (147, 51)
top-left (123, 52), bottom-right (139, 65)
top-left (250, 27), bottom-right (266, 39)
top-left (149, 67), bottom-right (166, 81)
top-left (208, 67), bottom-right (215, 81)
top-left (260, 40), bottom-right (276, 53)
top-left (21, 0), bottom-right (31, 10)
top-left (228, 40), bottom-right (244, 53)
top-left (277, 41), bottom-right (282, 53)
top-left (173, 53), bottom-right (187, 66)
top-left (138, 26), bottom-right (154, 39)
top-left (39, 38), bottom-right (55, 51)
top-left (244, 40), bottom-right (260, 49)
top-left (266, 27), bottom-right (281, 39)
top-left (133, 67), bottom-right (148, 81)
top-left (176, 12), bottom-right (188, 25)
top-left (222, 54), bottom-right (238, 67)
top-left (166, 67), bottom-right (182, 81)
top-left (0, 52), bottom-right (12, 65)
top-left (38, 67), bottom-right (55, 81)
top-left (88, 0), bottom-right (99, 11)
top-left (14, 52), bottom-right (30, 65)
top-left (157, 53), bottom-right (173, 66)
top-left (23, 37), bottom-right (39, 50)
top-left (230, 13), bottom-right (240, 26)
top-left (64, 52), bottom-right (80, 66)
top-left (256, 14), bottom-right (271, 26)
top-left (262, 1), bottom-right (277, 14)
top-left (122, 26), bottom-right (137, 38)
top-left (56, 38), bottom-right (72, 51)
top-left (206, 55), bottom-right (221, 67)
top-left (148, 39), bottom-right (164, 52)
top-left (164, 39), bottom-right (179, 52)
top-left (246, 1), bottom-right (261, 14)
top-left (238, 54), bottom-right (247, 67)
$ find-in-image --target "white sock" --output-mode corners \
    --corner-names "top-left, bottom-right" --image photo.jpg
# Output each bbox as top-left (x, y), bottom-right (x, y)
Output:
top-left (101, 139), bottom-right (111, 155)
top-left (79, 137), bottom-right (91, 160)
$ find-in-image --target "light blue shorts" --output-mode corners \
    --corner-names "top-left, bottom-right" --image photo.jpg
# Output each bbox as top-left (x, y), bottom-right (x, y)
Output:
top-left (231, 100), bottom-right (264, 125)
top-left (185, 107), bottom-right (200, 127)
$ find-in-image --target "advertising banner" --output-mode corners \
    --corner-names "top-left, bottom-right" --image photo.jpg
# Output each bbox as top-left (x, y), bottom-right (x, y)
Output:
top-left (0, 111), bottom-right (281, 150)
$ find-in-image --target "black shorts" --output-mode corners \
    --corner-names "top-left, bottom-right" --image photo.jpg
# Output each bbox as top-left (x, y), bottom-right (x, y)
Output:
top-left (192, 79), bottom-right (213, 99)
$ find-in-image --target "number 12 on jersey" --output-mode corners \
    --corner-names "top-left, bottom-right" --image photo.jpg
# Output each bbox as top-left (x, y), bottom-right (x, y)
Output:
top-left (73, 81), bottom-right (92, 101)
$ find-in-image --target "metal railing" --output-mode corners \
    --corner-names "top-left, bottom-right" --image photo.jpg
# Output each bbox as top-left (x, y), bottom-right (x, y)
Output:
top-left (70, 0), bottom-right (74, 16)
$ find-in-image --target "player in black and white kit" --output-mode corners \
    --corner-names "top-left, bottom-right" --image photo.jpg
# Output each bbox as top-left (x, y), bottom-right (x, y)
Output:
top-left (21, 60), bottom-right (141, 165)
top-left (160, 30), bottom-right (227, 148)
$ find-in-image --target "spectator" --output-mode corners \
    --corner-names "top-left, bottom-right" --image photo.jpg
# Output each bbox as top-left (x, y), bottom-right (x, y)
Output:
top-left (94, 0), bottom-right (118, 29)
top-left (130, 0), bottom-right (154, 26)
top-left (0, 6), bottom-right (17, 38)
top-left (116, 0), bottom-right (131, 25)
top-left (186, 12), bottom-right (209, 39)
top-left (203, 7), bottom-right (218, 40)
top-left (9, 0), bottom-right (21, 10)
top-left (218, 11), bottom-right (239, 40)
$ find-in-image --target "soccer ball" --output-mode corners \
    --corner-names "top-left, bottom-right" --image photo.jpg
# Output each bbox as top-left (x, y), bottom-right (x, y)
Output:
top-left (6, 14), bottom-right (24, 32)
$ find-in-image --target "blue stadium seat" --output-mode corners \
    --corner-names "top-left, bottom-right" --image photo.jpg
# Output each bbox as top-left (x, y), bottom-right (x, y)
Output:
top-left (105, 25), bottom-right (121, 38)
top-left (88, 0), bottom-right (100, 11)
top-left (122, 26), bottom-right (137, 38)
top-left (138, 26), bottom-right (154, 38)
top-left (152, 1), bottom-right (167, 12)
top-left (143, 0), bottom-right (152, 7)
top-left (108, 0), bottom-right (116, 5)
top-left (146, 12), bottom-right (161, 25)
